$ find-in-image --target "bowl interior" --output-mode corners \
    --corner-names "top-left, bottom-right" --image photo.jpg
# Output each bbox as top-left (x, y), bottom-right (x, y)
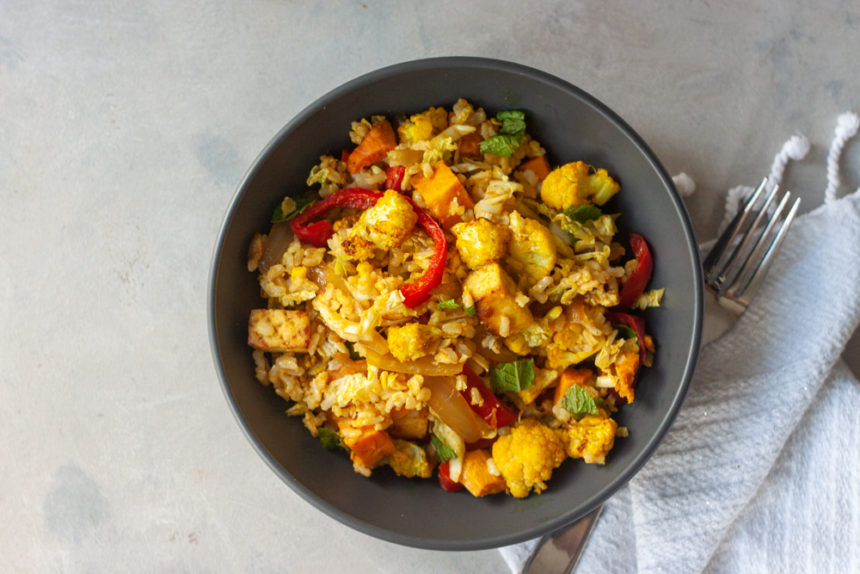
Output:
top-left (209, 57), bottom-right (702, 550)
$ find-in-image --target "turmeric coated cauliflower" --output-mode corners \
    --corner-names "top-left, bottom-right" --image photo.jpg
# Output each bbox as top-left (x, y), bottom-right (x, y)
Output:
top-left (563, 414), bottom-right (617, 465)
top-left (491, 419), bottom-right (566, 498)
top-left (540, 161), bottom-right (620, 211)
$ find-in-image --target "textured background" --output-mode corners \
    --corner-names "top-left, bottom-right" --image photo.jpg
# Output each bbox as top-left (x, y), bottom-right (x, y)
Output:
top-left (1, 1), bottom-right (858, 571)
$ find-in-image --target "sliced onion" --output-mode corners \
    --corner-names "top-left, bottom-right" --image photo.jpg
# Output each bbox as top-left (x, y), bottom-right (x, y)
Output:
top-left (362, 345), bottom-right (462, 376)
top-left (423, 376), bottom-right (489, 444)
top-left (259, 222), bottom-right (293, 272)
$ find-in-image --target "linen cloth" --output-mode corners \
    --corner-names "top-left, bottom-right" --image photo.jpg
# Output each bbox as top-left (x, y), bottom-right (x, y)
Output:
top-left (501, 114), bottom-right (860, 573)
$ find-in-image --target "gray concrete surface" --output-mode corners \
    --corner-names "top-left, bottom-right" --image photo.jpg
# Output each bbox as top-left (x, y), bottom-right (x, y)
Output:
top-left (1, 1), bottom-right (858, 571)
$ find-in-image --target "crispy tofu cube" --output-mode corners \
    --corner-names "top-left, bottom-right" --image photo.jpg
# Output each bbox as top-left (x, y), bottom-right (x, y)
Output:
top-left (386, 323), bottom-right (442, 362)
top-left (564, 414), bottom-right (617, 465)
top-left (248, 309), bottom-right (310, 352)
top-left (390, 409), bottom-right (429, 440)
top-left (451, 217), bottom-right (510, 270)
top-left (460, 449), bottom-right (506, 497)
top-left (342, 189), bottom-right (418, 260)
top-left (411, 162), bottom-right (474, 228)
top-left (463, 263), bottom-right (533, 337)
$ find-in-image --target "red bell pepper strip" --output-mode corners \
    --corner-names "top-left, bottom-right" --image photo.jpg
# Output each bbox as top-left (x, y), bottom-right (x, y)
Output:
top-left (289, 187), bottom-right (383, 246)
top-left (399, 206), bottom-right (446, 308)
top-left (461, 364), bottom-right (517, 429)
top-left (438, 461), bottom-right (463, 492)
top-left (289, 187), bottom-right (446, 308)
top-left (384, 165), bottom-right (406, 192)
top-left (618, 233), bottom-right (653, 309)
top-left (606, 311), bottom-right (647, 366)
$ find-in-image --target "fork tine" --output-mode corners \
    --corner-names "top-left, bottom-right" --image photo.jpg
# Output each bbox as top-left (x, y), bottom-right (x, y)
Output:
top-left (703, 178), bottom-right (769, 286)
top-left (727, 194), bottom-right (801, 305)
top-left (713, 183), bottom-right (781, 294)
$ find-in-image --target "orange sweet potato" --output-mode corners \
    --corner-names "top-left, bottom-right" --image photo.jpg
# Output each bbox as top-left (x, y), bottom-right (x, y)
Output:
top-left (460, 449), bottom-right (506, 497)
top-left (518, 156), bottom-right (551, 182)
top-left (411, 162), bottom-right (474, 228)
top-left (338, 423), bottom-right (396, 469)
top-left (554, 368), bottom-right (594, 405)
top-left (347, 119), bottom-right (397, 174)
top-left (458, 132), bottom-right (483, 158)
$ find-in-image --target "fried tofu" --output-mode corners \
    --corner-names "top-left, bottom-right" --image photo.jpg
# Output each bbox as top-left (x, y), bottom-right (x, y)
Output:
top-left (462, 263), bottom-right (534, 337)
top-left (248, 309), bottom-right (310, 352)
top-left (386, 323), bottom-right (442, 362)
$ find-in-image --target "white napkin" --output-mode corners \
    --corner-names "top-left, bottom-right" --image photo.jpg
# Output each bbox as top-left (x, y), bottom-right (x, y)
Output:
top-left (501, 113), bottom-right (860, 573)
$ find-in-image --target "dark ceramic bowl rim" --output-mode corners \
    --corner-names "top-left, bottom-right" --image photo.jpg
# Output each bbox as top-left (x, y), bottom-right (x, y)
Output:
top-left (208, 56), bottom-right (703, 550)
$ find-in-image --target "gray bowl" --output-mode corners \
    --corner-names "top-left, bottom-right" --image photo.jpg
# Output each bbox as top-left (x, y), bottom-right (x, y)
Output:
top-left (209, 57), bottom-right (702, 550)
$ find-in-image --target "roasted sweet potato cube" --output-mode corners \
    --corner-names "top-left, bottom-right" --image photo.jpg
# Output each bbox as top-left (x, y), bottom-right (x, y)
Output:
top-left (339, 424), bottom-right (396, 470)
top-left (411, 162), bottom-right (474, 228)
top-left (460, 449), bottom-right (506, 497)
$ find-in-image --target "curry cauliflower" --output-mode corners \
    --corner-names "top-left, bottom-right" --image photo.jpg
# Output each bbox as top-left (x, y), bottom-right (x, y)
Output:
top-left (540, 161), bottom-right (620, 210)
top-left (491, 419), bottom-right (566, 497)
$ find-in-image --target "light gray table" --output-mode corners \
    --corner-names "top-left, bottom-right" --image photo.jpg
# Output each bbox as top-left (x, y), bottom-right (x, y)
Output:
top-left (2, 1), bottom-right (858, 572)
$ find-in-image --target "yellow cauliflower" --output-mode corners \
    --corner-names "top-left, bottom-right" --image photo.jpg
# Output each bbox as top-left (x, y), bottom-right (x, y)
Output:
top-left (507, 211), bottom-right (557, 286)
top-left (451, 217), bottom-right (510, 269)
top-left (342, 189), bottom-right (417, 260)
top-left (397, 107), bottom-right (448, 144)
top-left (491, 419), bottom-right (567, 498)
top-left (540, 161), bottom-right (620, 211)
top-left (386, 439), bottom-right (433, 478)
top-left (563, 414), bottom-right (617, 464)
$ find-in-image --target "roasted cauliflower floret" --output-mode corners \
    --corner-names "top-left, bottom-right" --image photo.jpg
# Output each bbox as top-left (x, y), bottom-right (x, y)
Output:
top-left (451, 217), bottom-right (510, 269)
top-left (397, 107), bottom-right (448, 144)
top-left (386, 439), bottom-right (433, 478)
top-left (462, 262), bottom-right (534, 337)
top-left (563, 414), bottom-right (617, 465)
top-left (387, 323), bottom-right (442, 362)
top-left (342, 189), bottom-right (417, 260)
top-left (248, 309), bottom-right (310, 352)
top-left (491, 419), bottom-right (567, 498)
top-left (540, 161), bottom-right (620, 211)
top-left (507, 211), bottom-right (557, 286)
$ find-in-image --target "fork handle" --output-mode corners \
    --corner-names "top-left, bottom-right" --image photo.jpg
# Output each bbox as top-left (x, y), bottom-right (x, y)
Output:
top-left (521, 506), bottom-right (603, 574)
top-left (702, 295), bottom-right (741, 345)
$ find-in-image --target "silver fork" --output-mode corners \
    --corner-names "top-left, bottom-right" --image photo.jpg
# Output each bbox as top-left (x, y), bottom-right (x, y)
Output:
top-left (702, 176), bottom-right (802, 314)
top-left (523, 177), bottom-right (801, 573)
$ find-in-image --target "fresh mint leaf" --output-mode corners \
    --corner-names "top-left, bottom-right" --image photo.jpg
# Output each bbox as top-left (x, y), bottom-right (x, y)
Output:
top-left (272, 196), bottom-right (315, 223)
top-left (564, 204), bottom-right (602, 223)
top-left (431, 434), bottom-right (456, 462)
top-left (344, 341), bottom-right (362, 361)
top-left (497, 110), bottom-right (526, 136)
top-left (490, 359), bottom-right (535, 393)
top-left (437, 299), bottom-right (462, 311)
top-left (562, 385), bottom-right (600, 420)
top-left (318, 427), bottom-right (344, 450)
top-left (480, 134), bottom-right (521, 157)
top-left (464, 305), bottom-right (477, 317)
top-left (615, 325), bottom-right (637, 340)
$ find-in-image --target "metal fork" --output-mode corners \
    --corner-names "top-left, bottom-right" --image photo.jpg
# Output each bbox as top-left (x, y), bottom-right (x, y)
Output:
top-left (702, 177), bottom-right (801, 313)
top-left (523, 177), bottom-right (801, 573)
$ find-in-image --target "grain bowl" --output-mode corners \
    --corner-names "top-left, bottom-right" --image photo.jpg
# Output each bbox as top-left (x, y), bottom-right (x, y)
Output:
top-left (209, 57), bottom-right (702, 550)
